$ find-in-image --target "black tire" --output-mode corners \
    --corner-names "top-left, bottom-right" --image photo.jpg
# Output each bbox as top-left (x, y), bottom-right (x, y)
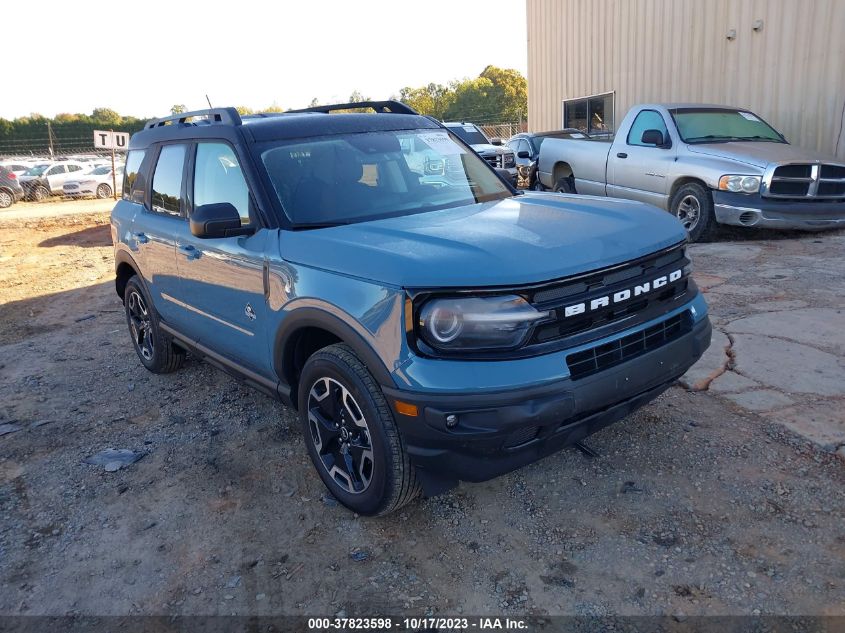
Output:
top-left (96, 183), bottom-right (112, 199)
top-left (123, 276), bottom-right (185, 374)
top-left (0, 189), bottom-right (13, 209)
top-left (532, 178), bottom-right (545, 192)
top-left (554, 176), bottom-right (575, 193)
top-left (669, 182), bottom-right (716, 243)
top-left (298, 343), bottom-right (420, 516)
top-left (32, 185), bottom-right (50, 202)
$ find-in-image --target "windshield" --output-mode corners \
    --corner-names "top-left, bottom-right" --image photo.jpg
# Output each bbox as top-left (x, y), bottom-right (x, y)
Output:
top-left (260, 129), bottom-right (512, 227)
top-left (446, 125), bottom-right (490, 146)
top-left (671, 108), bottom-right (785, 143)
top-left (24, 165), bottom-right (49, 176)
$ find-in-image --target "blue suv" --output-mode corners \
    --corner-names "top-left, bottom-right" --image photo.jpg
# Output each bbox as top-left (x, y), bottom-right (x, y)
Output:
top-left (111, 102), bottom-right (711, 515)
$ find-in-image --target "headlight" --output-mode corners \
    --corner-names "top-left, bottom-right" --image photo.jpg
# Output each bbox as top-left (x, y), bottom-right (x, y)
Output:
top-left (418, 295), bottom-right (549, 351)
top-left (718, 174), bottom-right (761, 193)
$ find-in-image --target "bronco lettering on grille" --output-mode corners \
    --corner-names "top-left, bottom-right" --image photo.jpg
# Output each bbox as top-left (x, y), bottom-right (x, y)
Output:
top-left (562, 269), bottom-right (683, 318)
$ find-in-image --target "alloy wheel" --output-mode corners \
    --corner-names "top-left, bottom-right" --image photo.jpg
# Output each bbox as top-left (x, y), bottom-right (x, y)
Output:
top-left (676, 194), bottom-right (701, 231)
top-left (127, 290), bottom-right (154, 361)
top-left (307, 377), bottom-right (374, 495)
top-left (0, 191), bottom-right (12, 208)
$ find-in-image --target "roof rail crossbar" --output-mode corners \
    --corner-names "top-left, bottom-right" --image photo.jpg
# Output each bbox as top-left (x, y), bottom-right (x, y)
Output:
top-left (145, 107), bottom-right (242, 129)
top-left (287, 100), bottom-right (418, 115)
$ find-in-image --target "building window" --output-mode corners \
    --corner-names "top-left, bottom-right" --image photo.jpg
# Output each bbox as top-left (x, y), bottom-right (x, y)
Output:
top-left (563, 92), bottom-right (615, 135)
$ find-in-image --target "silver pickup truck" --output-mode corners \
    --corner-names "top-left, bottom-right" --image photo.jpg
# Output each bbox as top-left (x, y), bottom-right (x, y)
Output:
top-left (537, 104), bottom-right (845, 241)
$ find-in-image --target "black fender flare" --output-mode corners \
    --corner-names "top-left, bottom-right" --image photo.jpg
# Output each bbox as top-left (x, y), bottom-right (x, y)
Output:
top-left (273, 307), bottom-right (395, 393)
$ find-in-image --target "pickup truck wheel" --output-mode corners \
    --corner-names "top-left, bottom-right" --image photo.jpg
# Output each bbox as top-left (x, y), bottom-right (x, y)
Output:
top-left (670, 183), bottom-right (715, 242)
top-left (532, 179), bottom-right (545, 192)
top-left (123, 276), bottom-right (185, 374)
top-left (298, 343), bottom-right (420, 516)
top-left (554, 177), bottom-right (574, 194)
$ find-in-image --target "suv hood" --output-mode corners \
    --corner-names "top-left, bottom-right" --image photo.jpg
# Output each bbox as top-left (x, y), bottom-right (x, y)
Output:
top-left (686, 141), bottom-right (840, 170)
top-left (282, 194), bottom-right (686, 288)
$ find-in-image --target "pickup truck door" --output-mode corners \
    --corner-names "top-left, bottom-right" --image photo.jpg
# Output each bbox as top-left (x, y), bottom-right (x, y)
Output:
top-left (170, 141), bottom-right (270, 375)
top-left (606, 109), bottom-right (675, 209)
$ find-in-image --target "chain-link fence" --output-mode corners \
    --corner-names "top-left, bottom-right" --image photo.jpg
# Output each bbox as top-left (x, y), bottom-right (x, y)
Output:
top-left (478, 121), bottom-right (528, 141)
top-left (0, 138), bottom-right (126, 204)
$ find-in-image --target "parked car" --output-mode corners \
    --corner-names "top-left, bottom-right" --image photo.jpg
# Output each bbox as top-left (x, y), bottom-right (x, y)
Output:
top-left (537, 103), bottom-right (845, 241)
top-left (0, 161), bottom-right (41, 177)
top-left (112, 102), bottom-right (710, 516)
top-left (19, 161), bottom-right (87, 200)
top-left (63, 164), bottom-right (124, 198)
top-left (507, 129), bottom-right (589, 190)
top-left (443, 121), bottom-right (518, 184)
top-left (0, 166), bottom-right (25, 209)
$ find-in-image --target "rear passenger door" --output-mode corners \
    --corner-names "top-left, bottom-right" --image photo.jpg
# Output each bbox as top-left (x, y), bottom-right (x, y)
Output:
top-left (130, 143), bottom-right (189, 325)
top-left (169, 141), bottom-right (270, 373)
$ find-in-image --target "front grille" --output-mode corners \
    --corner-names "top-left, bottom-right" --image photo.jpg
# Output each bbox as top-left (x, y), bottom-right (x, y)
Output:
top-left (566, 311), bottom-right (691, 380)
top-left (505, 425), bottom-right (540, 448)
top-left (526, 243), bottom-right (690, 350)
top-left (482, 154), bottom-right (501, 168)
top-left (766, 163), bottom-right (845, 200)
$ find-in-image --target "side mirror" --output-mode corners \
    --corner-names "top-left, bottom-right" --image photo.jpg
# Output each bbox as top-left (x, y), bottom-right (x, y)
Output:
top-left (491, 138), bottom-right (503, 146)
top-left (517, 150), bottom-right (531, 159)
top-left (641, 129), bottom-right (667, 147)
top-left (190, 203), bottom-right (247, 238)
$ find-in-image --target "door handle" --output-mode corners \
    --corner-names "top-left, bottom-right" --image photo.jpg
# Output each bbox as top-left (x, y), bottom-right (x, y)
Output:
top-left (177, 244), bottom-right (199, 259)
top-left (132, 232), bottom-right (149, 244)
top-left (616, 152), bottom-right (628, 159)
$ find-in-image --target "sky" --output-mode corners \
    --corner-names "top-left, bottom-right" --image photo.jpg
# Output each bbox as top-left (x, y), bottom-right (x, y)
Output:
top-left (2, 0), bottom-right (527, 120)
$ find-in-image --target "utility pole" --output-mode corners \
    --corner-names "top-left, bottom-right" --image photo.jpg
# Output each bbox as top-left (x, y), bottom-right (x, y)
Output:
top-left (47, 121), bottom-right (54, 158)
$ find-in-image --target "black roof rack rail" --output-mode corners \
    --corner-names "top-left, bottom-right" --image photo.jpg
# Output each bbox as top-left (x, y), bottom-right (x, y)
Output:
top-left (287, 100), bottom-right (418, 115)
top-left (145, 107), bottom-right (242, 129)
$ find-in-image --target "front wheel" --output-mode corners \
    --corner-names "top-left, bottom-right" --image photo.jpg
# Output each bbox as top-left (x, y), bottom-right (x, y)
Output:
top-left (0, 189), bottom-right (13, 209)
top-left (669, 183), bottom-right (715, 243)
top-left (298, 344), bottom-right (420, 516)
top-left (96, 183), bottom-right (112, 199)
top-left (32, 185), bottom-right (50, 202)
top-left (532, 178), bottom-right (545, 192)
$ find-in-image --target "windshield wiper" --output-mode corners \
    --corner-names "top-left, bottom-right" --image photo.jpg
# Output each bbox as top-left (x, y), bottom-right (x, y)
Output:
top-left (734, 135), bottom-right (783, 142)
top-left (685, 135), bottom-right (744, 143)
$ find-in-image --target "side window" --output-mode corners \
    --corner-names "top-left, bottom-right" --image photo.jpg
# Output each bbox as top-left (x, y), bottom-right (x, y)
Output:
top-left (68, 164), bottom-right (83, 172)
top-left (151, 145), bottom-right (186, 216)
top-left (518, 139), bottom-right (531, 155)
top-left (628, 110), bottom-right (669, 147)
top-left (47, 165), bottom-right (64, 175)
top-left (194, 142), bottom-right (251, 225)
top-left (123, 150), bottom-right (146, 201)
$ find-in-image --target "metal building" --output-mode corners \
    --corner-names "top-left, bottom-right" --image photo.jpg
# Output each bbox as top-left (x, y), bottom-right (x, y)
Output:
top-left (527, 0), bottom-right (845, 158)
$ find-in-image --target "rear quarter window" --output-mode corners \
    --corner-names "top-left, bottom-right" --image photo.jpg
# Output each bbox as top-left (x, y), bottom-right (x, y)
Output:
top-left (123, 150), bottom-right (146, 203)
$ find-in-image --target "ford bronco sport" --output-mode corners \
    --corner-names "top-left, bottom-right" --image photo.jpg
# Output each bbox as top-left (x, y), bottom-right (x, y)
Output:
top-left (111, 101), bottom-right (711, 516)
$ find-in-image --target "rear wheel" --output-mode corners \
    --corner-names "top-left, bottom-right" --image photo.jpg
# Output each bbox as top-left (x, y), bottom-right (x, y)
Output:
top-left (669, 182), bottom-right (715, 243)
top-left (123, 276), bottom-right (185, 373)
top-left (0, 189), bottom-right (12, 209)
top-left (298, 344), bottom-right (420, 516)
top-left (554, 176), bottom-right (574, 193)
top-left (96, 183), bottom-right (112, 199)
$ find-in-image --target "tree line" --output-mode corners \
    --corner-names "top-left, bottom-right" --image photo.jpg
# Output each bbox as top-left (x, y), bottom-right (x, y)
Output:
top-left (0, 66), bottom-right (526, 152)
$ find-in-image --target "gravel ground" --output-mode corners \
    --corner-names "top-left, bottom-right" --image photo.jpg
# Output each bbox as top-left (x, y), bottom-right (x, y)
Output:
top-left (0, 210), bottom-right (843, 617)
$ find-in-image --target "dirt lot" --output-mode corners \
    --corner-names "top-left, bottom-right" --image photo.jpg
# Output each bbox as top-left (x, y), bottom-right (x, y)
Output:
top-left (1, 205), bottom-right (844, 618)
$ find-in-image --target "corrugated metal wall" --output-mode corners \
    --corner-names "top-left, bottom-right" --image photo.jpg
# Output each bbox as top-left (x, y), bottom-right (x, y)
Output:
top-left (527, 0), bottom-right (845, 159)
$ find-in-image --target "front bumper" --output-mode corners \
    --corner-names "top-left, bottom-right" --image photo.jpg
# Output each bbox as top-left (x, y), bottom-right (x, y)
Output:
top-left (713, 191), bottom-right (845, 230)
top-left (385, 315), bottom-right (712, 494)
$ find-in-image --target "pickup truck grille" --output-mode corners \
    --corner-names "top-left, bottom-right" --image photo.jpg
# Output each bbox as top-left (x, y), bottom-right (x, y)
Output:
top-left (481, 153), bottom-right (515, 169)
top-left (566, 311), bottom-right (692, 380)
top-left (765, 163), bottom-right (845, 200)
top-left (525, 242), bottom-right (692, 352)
